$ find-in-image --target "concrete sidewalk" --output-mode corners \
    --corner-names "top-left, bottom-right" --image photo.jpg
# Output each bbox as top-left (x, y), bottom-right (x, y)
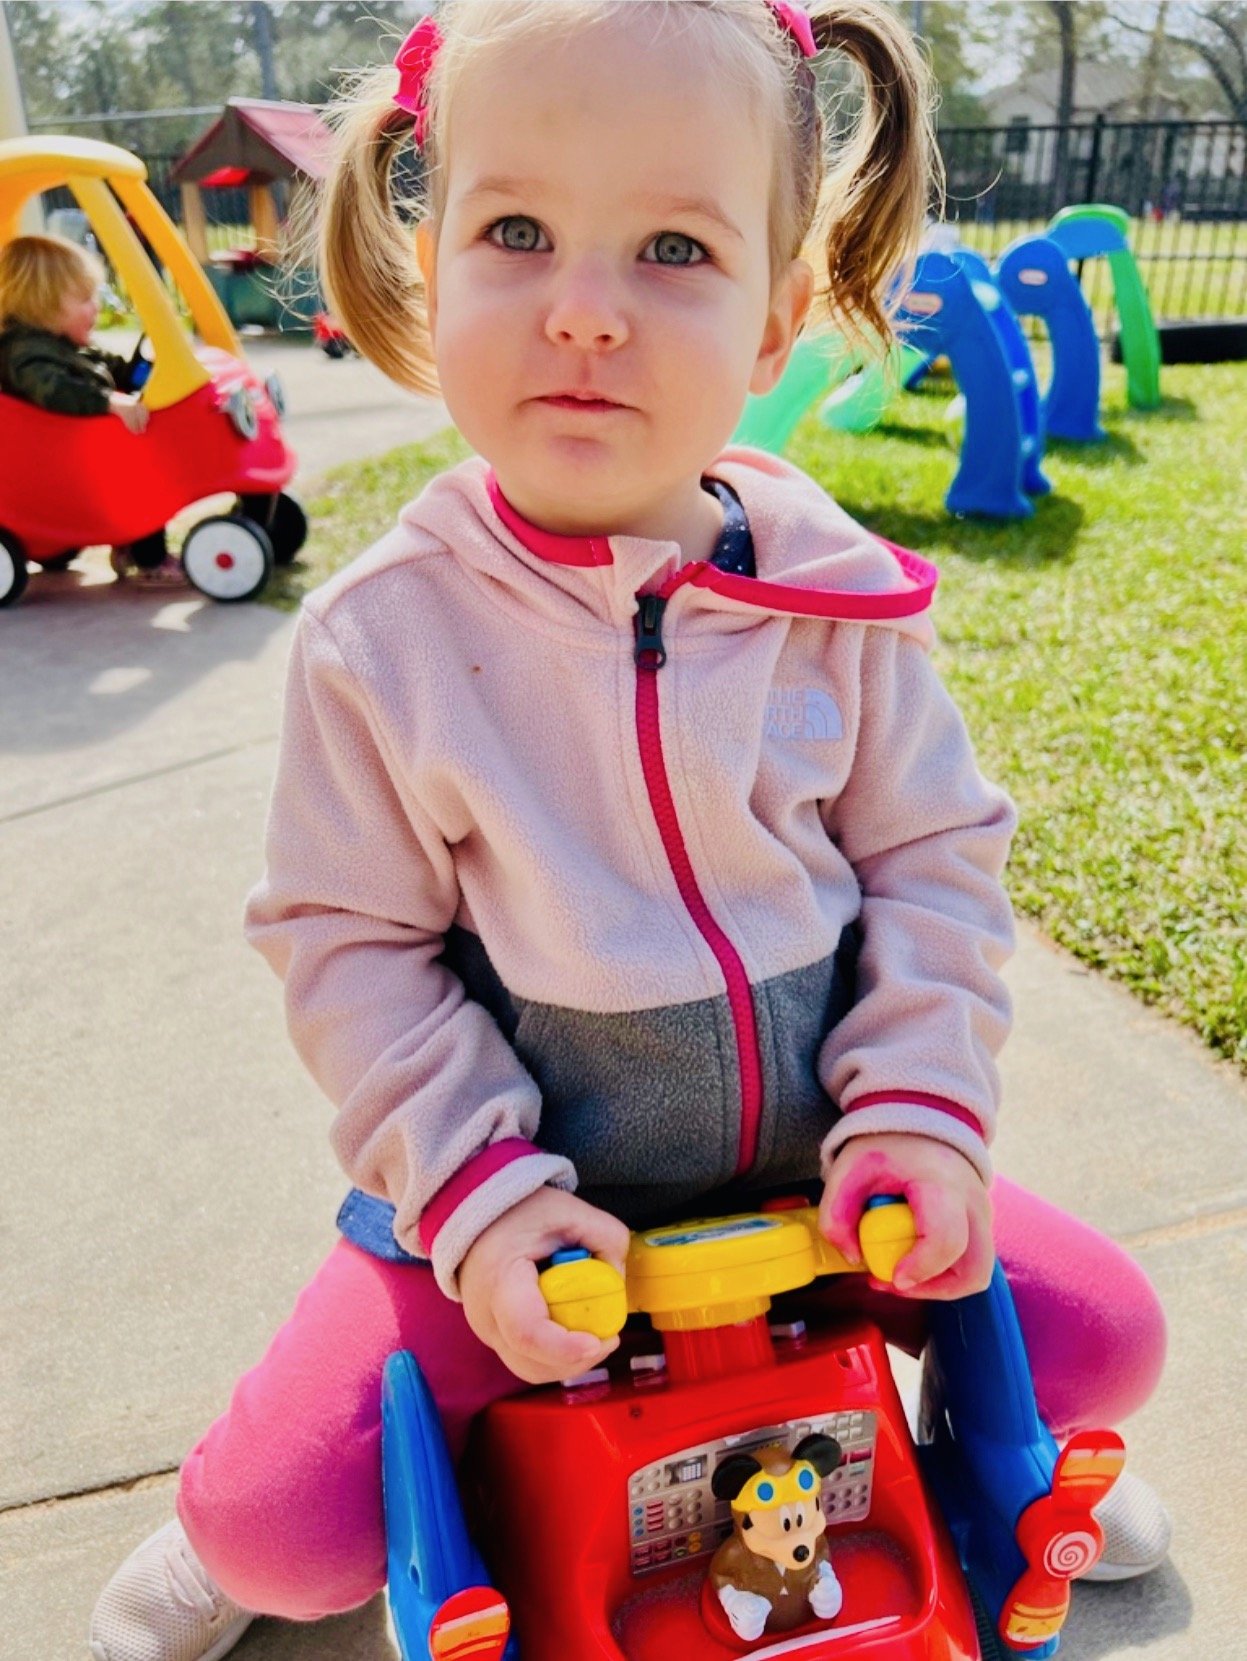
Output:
top-left (2, 357), bottom-right (1243, 1657)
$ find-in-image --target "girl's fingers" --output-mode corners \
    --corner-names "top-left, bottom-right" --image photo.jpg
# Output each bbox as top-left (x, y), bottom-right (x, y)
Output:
top-left (888, 1225), bottom-right (995, 1300)
top-left (497, 1265), bottom-right (617, 1380)
top-left (891, 1182), bottom-right (969, 1291)
top-left (547, 1205), bottom-right (632, 1278)
top-left (819, 1161), bottom-right (885, 1265)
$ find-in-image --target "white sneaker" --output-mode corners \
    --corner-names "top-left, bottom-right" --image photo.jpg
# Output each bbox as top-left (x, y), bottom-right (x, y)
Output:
top-left (1083, 1470), bottom-right (1173, 1581)
top-left (89, 1519), bottom-right (255, 1661)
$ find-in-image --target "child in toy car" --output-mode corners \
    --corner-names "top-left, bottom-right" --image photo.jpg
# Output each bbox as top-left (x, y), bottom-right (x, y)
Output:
top-left (0, 232), bottom-right (185, 586)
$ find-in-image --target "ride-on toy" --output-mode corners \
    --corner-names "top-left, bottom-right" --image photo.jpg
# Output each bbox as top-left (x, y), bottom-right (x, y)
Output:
top-left (0, 136), bottom-right (309, 608)
top-left (383, 1198), bottom-right (1125, 1661)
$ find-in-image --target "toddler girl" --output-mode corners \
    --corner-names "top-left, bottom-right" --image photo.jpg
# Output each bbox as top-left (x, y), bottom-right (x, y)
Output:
top-left (89, 4), bottom-right (1168, 1657)
top-left (0, 233), bottom-right (185, 585)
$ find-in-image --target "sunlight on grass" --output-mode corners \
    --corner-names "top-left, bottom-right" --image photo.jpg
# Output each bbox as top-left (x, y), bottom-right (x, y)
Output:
top-left (791, 361), bottom-right (1247, 1070)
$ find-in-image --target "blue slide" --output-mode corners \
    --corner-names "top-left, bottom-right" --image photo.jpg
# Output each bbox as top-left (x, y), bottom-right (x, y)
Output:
top-left (997, 234), bottom-right (1106, 443)
top-left (895, 250), bottom-right (1049, 518)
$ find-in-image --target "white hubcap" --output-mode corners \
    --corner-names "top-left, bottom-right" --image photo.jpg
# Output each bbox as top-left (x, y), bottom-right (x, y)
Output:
top-left (0, 546), bottom-right (16, 599)
top-left (182, 520), bottom-right (268, 600)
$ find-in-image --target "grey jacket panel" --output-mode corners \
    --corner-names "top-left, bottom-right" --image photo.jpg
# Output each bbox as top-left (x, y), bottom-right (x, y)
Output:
top-left (337, 923), bottom-right (858, 1249)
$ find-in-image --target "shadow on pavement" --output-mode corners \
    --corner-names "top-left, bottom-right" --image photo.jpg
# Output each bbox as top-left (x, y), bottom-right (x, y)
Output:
top-left (0, 556), bottom-right (290, 760)
top-left (1066, 1562), bottom-right (1194, 1656)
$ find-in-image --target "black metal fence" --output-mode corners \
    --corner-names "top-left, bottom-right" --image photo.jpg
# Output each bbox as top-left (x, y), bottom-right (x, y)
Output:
top-left (938, 117), bottom-right (1247, 329)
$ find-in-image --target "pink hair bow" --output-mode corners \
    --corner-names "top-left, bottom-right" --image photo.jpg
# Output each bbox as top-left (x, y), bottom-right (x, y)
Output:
top-left (393, 12), bottom-right (442, 146)
top-left (767, 1), bottom-right (818, 59)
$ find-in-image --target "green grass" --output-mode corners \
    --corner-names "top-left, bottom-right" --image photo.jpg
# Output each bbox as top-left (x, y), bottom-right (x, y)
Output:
top-left (790, 361), bottom-right (1247, 1070)
top-left (271, 361), bottom-right (1247, 1071)
top-left (263, 425), bottom-right (475, 611)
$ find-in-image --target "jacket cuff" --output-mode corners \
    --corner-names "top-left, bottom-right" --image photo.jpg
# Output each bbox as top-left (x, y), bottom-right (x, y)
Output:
top-left (408, 1138), bottom-right (579, 1300)
top-left (820, 1092), bottom-right (993, 1187)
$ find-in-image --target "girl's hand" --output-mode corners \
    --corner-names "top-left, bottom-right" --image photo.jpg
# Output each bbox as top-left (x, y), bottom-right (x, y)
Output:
top-left (109, 391), bottom-right (149, 434)
top-left (819, 1132), bottom-right (993, 1300)
top-left (458, 1186), bottom-right (632, 1384)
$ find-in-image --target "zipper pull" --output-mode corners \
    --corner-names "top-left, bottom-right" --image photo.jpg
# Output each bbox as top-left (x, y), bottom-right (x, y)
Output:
top-left (634, 593), bottom-right (668, 668)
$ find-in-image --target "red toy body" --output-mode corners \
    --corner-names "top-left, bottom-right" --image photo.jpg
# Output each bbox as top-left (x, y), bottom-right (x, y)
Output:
top-left (461, 1312), bottom-right (980, 1661)
top-left (0, 345), bottom-right (292, 564)
top-left (384, 1202), bottom-right (1124, 1661)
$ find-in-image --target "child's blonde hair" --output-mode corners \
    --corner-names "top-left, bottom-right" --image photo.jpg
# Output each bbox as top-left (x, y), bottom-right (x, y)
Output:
top-left (319, 0), bottom-right (937, 398)
top-left (0, 234), bottom-right (104, 332)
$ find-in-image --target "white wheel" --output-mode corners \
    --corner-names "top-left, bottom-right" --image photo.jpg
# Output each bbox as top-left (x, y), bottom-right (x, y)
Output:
top-left (181, 515), bottom-right (273, 603)
top-left (0, 529), bottom-right (29, 608)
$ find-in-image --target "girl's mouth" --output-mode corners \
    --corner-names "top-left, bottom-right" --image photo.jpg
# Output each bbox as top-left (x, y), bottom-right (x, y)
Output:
top-left (537, 396), bottom-right (626, 412)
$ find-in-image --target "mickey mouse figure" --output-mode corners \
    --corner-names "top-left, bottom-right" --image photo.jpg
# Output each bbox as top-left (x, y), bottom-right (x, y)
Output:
top-left (708, 1434), bottom-right (846, 1643)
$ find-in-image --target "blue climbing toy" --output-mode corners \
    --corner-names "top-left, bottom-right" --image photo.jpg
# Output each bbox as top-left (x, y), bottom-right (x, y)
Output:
top-left (996, 235), bottom-right (1106, 443)
top-left (893, 249), bottom-right (1050, 518)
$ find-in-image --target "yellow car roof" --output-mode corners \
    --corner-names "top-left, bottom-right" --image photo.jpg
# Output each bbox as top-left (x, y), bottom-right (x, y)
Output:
top-left (0, 135), bottom-right (243, 410)
top-left (0, 136), bottom-right (147, 189)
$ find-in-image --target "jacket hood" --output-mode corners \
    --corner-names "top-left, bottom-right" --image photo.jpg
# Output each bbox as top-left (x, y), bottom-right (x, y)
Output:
top-left (394, 445), bottom-right (937, 645)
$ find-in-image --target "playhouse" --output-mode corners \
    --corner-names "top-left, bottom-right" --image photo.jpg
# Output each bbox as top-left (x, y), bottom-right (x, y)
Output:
top-left (171, 97), bottom-right (334, 331)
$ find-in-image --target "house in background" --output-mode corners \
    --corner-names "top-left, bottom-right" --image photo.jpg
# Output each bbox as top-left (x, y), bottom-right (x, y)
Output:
top-left (965, 64), bottom-right (1240, 220)
top-left (984, 64), bottom-right (1188, 131)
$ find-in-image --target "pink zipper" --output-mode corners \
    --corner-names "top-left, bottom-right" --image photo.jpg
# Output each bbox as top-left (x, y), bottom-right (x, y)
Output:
top-left (633, 575), bottom-right (763, 1178)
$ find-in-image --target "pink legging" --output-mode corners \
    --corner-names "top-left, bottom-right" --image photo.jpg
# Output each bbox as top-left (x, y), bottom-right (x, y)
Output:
top-left (178, 1177), bottom-right (1166, 1621)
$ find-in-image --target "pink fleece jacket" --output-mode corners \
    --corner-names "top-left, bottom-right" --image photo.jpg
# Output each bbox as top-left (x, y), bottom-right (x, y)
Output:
top-left (244, 446), bottom-right (1017, 1297)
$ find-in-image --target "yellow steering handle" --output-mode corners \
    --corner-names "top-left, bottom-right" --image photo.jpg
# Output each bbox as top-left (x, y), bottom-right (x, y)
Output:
top-left (538, 1197), bottom-right (917, 1341)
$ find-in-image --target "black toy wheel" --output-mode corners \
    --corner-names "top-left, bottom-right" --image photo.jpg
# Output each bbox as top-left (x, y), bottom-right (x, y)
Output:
top-left (0, 529), bottom-right (29, 608)
top-left (181, 514), bottom-right (273, 602)
top-left (238, 491), bottom-right (308, 564)
top-left (39, 547), bottom-right (83, 572)
top-left (969, 1584), bottom-right (1010, 1661)
top-left (323, 337), bottom-right (349, 359)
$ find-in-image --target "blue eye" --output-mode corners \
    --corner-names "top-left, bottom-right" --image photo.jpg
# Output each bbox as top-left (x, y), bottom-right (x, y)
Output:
top-left (798, 1467), bottom-right (815, 1491)
top-left (756, 1480), bottom-right (775, 1503)
top-left (647, 231), bottom-right (707, 267)
top-left (487, 216), bottom-right (545, 253)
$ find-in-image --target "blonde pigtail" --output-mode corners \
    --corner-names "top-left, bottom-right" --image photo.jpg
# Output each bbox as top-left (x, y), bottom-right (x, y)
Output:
top-left (318, 68), bottom-right (440, 399)
top-left (806, 0), bottom-right (939, 351)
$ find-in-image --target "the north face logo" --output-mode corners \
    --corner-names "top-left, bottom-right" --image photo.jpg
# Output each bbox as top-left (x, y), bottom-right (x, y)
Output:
top-left (765, 688), bottom-right (844, 742)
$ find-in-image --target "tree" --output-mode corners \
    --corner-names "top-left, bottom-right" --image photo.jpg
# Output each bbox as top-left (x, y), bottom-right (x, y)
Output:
top-left (251, 2), bottom-right (279, 100)
top-left (905, 1), bottom-right (994, 127)
top-left (3, 0), bottom-right (67, 121)
top-left (1135, 0), bottom-right (1172, 119)
top-left (1110, 1), bottom-right (1247, 120)
top-left (7, 0), bottom-right (414, 148)
top-left (1049, 0), bottom-right (1078, 206)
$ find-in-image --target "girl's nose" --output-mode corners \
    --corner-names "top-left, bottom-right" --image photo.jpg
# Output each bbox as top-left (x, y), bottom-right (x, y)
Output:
top-left (543, 261), bottom-right (629, 351)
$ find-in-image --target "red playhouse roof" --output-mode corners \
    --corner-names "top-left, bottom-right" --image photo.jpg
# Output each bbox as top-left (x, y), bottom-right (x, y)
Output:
top-left (172, 98), bottom-right (335, 188)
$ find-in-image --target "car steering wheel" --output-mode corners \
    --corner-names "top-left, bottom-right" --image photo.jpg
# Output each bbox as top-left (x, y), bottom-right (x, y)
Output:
top-left (126, 332), bottom-right (154, 393)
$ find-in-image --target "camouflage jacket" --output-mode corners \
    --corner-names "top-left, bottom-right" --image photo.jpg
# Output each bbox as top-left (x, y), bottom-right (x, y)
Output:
top-left (0, 321), bottom-right (135, 416)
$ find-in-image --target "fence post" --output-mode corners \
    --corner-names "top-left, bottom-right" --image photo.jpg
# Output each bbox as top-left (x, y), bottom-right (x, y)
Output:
top-left (1084, 112), bottom-right (1106, 205)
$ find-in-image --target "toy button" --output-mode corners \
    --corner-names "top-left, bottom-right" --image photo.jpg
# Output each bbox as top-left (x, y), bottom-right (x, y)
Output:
top-left (550, 1247), bottom-right (592, 1264)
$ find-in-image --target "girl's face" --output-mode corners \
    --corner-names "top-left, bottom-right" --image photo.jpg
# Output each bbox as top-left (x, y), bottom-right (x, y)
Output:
top-left (418, 10), bottom-right (813, 550)
top-left (54, 283), bottom-right (100, 347)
